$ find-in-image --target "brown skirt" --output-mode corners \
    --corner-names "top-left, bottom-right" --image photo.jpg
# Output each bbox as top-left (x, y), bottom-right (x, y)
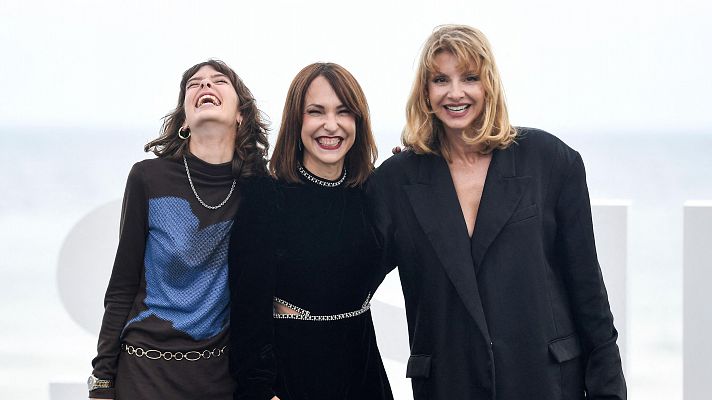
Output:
top-left (114, 345), bottom-right (234, 400)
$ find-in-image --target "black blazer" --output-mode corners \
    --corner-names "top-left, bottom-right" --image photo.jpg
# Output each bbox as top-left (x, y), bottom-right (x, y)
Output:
top-left (366, 128), bottom-right (626, 400)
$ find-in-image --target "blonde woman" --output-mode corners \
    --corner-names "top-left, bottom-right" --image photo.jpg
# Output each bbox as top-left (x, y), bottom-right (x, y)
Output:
top-left (367, 25), bottom-right (626, 400)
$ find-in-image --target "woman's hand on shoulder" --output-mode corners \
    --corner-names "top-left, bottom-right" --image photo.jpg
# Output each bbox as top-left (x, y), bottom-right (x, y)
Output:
top-left (391, 145), bottom-right (411, 154)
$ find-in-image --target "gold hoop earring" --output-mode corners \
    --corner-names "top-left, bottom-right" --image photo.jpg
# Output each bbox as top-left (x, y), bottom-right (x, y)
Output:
top-left (178, 126), bottom-right (190, 140)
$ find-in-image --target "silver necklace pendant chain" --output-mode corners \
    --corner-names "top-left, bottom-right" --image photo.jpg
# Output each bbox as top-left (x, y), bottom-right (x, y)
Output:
top-left (183, 155), bottom-right (237, 210)
top-left (297, 162), bottom-right (347, 187)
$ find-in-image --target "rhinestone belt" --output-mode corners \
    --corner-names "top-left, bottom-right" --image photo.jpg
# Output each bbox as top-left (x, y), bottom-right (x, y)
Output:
top-left (121, 343), bottom-right (227, 361)
top-left (273, 293), bottom-right (371, 321)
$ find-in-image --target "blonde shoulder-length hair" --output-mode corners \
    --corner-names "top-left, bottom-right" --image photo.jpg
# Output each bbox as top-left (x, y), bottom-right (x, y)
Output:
top-left (403, 25), bottom-right (517, 160)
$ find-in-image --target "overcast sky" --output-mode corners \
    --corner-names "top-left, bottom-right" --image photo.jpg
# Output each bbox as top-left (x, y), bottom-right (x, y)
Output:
top-left (2, 0), bottom-right (711, 138)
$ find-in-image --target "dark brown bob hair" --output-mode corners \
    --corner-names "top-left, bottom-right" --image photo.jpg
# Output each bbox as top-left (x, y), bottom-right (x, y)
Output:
top-left (270, 62), bottom-right (377, 187)
top-left (144, 59), bottom-right (269, 179)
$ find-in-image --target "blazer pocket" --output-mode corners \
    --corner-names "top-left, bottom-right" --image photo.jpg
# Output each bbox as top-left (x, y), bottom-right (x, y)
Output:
top-left (406, 354), bottom-right (432, 378)
top-left (548, 333), bottom-right (582, 363)
top-left (506, 203), bottom-right (538, 225)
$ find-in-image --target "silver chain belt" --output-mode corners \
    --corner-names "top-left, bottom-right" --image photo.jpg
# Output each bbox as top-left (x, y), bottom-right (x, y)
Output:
top-left (273, 293), bottom-right (371, 321)
top-left (121, 343), bottom-right (227, 361)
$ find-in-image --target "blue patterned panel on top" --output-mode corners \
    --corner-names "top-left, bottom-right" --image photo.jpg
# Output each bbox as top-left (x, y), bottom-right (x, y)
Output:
top-left (125, 197), bottom-right (233, 340)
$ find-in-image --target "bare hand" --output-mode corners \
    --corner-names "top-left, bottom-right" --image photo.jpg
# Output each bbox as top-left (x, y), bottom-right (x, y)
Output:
top-left (392, 146), bottom-right (402, 154)
top-left (271, 397), bottom-right (280, 400)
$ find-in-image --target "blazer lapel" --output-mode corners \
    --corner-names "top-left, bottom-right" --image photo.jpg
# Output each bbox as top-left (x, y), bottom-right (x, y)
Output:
top-left (403, 154), bottom-right (491, 342)
top-left (471, 144), bottom-right (530, 273)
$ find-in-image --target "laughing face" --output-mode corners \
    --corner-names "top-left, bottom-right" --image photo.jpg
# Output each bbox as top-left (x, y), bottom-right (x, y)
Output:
top-left (300, 75), bottom-right (356, 178)
top-left (183, 65), bottom-right (241, 131)
top-left (427, 51), bottom-right (485, 140)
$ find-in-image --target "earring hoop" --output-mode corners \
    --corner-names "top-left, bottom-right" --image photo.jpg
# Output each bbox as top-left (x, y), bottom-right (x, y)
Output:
top-left (178, 126), bottom-right (190, 140)
top-left (298, 139), bottom-right (303, 152)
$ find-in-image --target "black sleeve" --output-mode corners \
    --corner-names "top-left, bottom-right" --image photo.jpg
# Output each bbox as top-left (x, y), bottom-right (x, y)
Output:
top-left (229, 177), bottom-right (279, 400)
top-left (364, 168), bottom-right (397, 288)
top-left (90, 163), bottom-right (148, 399)
top-left (555, 152), bottom-right (627, 399)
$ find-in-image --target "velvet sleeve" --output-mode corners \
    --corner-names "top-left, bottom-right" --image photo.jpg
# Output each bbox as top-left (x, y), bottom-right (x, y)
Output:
top-left (554, 152), bottom-right (627, 399)
top-left (90, 163), bottom-right (148, 399)
top-left (364, 168), bottom-right (397, 288)
top-left (228, 177), bottom-right (279, 400)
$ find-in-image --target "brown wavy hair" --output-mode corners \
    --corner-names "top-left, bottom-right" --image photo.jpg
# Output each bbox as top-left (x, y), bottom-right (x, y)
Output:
top-left (145, 59), bottom-right (269, 178)
top-left (270, 62), bottom-right (377, 187)
top-left (403, 25), bottom-right (517, 160)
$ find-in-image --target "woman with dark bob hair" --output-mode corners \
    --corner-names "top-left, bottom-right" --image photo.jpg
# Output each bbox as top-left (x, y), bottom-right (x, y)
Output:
top-left (367, 25), bottom-right (626, 399)
top-left (228, 63), bottom-right (393, 400)
top-left (89, 59), bottom-right (269, 399)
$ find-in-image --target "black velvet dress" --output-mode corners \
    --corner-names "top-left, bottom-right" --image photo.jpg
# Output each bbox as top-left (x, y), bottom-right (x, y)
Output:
top-left (228, 172), bottom-right (393, 400)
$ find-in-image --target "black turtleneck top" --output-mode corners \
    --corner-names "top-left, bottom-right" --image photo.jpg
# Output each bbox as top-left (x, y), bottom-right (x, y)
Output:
top-left (228, 171), bottom-right (393, 400)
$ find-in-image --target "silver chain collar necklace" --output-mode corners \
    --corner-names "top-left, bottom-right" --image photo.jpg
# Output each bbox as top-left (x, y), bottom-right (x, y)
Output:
top-left (183, 155), bottom-right (237, 210)
top-left (297, 163), bottom-right (347, 187)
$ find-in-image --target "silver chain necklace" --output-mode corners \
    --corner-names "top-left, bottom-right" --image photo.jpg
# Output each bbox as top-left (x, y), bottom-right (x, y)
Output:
top-left (297, 163), bottom-right (347, 187)
top-left (183, 155), bottom-right (237, 210)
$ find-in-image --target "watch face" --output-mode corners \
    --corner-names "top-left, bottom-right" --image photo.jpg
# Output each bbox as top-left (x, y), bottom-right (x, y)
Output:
top-left (88, 374), bottom-right (112, 390)
top-left (87, 374), bottom-right (114, 390)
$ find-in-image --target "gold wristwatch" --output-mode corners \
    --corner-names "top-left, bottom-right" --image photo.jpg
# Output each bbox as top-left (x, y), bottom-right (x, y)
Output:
top-left (87, 374), bottom-right (113, 391)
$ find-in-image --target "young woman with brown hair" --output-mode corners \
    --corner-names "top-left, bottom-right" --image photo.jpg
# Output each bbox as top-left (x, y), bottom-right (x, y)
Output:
top-left (228, 62), bottom-right (392, 400)
top-left (89, 59), bottom-right (269, 399)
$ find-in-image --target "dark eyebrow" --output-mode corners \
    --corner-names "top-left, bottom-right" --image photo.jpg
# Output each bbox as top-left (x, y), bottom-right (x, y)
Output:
top-left (186, 73), bottom-right (229, 84)
top-left (305, 104), bottom-right (325, 109)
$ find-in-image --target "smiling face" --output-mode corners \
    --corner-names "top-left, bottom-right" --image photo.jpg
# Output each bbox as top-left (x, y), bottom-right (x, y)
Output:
top-left (300, 75), bottom-right (356, 177)
top-left (427, 51), bottom-right (485, 140)
top-left (183, 65), bottom-right (241, 132)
